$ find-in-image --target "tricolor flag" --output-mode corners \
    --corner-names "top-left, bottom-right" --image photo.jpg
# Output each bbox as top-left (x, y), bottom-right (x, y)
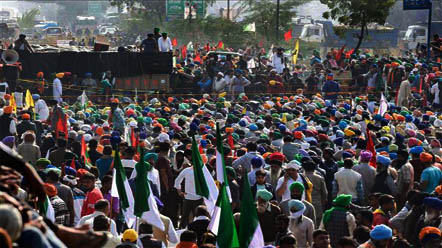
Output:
top-left (39, 196), bottom-right (55, 223)
top-left (191, 136), bottom-right (218, 215)
top-left (217, 41), bottom-right (224, 49)
top-left (81, 136), bottom-right (92, 167)
top-left (134, 150), bottom-right (165, 231)
top-left (216, 124), bottom-right (231, 200)
top-left (208, 183), bottom-right (239, 248)
top-left (239, 172), bottom-right (264, 247)
top-left (111, 147), bottom-right (136, 228)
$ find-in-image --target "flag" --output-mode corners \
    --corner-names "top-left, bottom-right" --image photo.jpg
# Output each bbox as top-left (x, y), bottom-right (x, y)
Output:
top-left (70, 157), bottom-right (76, 170)
top-left (186, 41), bottom-right (194, 51)
top-left (80, 90), bottom-right (87, 110)
top-left (379, 93), bottom-right (388, 117)
top-left (56, 114), bottom-right (68, 139)
top-left (284, 29), bottom-right (292, 42)
top-left (336, 44), bottom-right (346, 61)
top-left (81, 136), bottom-right (92, 167)
top-left (217, 41), bottom-right (224, 49)
top-left (204, 43), bottom-right (210, 52)
top-left (39, 196), bottom-right (55, 223)
top-left (25, 89), bottom-right (34, 109)
top-left (134, 149), bottom-right (165, 231)
top-left (130, 127), bottom-right (136, 148)
top-left (192, 136), bottom-right (219, 215)
top-left (239, 171), bottom-right (264, 247)
top-left (194, 53), bottom-right (202, 64)
top-left (10, 93), bottom-right (16, 113)
top-left (345, 49), bottom-right (355, 58)
top-left (227, 134), bottom-right (234, 150)
top-left (292, 39), bottom-right (300, 65)
top-left (111, 147), bottom-right (136, 228)
top-left (181, 45), bottom-right (187, 59)
top-left (366, 128), bottom-right (377, 167)
top-left (216, 124), bottom-right (231, 201)
top-left (244, 23), bottom-right (256, 32)
top-left (208, 183), bottom-right (239, 248)
top-left (171, 38), bottom-right (178, 47)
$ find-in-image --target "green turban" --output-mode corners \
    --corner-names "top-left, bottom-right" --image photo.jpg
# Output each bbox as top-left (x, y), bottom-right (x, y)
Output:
top-left (256, 189), bottom-right (273, 201)
top-left (322, 194), bottom-right (352, 225)
top-left (226, 166), bottom-right (236, 179)
top-left (333, 194), bottom-right (352, 207)
top-left (36, 158), bottom-right (51, 168)
top-left (144, 153), bottom-right (158, 163)
top-left (289, 182), bottom-right (305, 193)
top-left (273, 131), bottom-right (283, 140)
top-left (157, 118), bottom-right (168, 126)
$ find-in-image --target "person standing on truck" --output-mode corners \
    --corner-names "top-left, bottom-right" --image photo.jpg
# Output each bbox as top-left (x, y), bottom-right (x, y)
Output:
top-left (13, 34), bottom-right (33, 54)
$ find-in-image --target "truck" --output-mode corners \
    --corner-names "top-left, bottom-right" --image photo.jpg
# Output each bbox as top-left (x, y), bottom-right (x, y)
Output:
top-left (300, 20), bottom-right (399, 52)
top-left (403, 21), bottom-right (442, 50)
top-left (291, 16), bottom-right (315, 39)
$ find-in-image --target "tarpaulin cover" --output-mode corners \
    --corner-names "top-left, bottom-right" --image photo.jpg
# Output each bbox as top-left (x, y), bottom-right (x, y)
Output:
top-left (19, 52), bottom-right (172, 79)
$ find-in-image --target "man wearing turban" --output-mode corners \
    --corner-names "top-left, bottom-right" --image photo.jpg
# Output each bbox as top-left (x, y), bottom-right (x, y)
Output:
top-left (256, 189), bottom-right (282, 243)
top-left (320, 194), bottom-right (356, 248)
top-left (359, 224), bottom-right (392, 248)
top-left (420, 152), bottom-right (442, 193)
top-left (53, 72), bottom-right (64, 103)
top-left (44, 183), bottom-right (70, 226)
top-left (287, 199), bottom-right (314, 248)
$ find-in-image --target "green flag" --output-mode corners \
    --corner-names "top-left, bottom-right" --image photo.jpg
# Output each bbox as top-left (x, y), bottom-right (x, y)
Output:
top-left (134, 149), bottom-right (150, 216)
top-left (111, 146), bottom-right (136, 227)
top-left (239, 172), bottom-right (264, 247)
top-left (208, 183), bottom-right (239, 248)
top-left (192, 136), bottom-right (209, 198)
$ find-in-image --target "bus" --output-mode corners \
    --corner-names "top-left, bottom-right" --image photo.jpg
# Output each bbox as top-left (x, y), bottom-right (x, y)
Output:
top-left (74, 16), bottom-right (97, 35)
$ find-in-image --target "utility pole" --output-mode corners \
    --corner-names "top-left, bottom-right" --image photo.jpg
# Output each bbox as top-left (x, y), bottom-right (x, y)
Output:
top-left (227, 0), bottom-right (230, 20)
top-left (276, 0), bottom-right (280, 41)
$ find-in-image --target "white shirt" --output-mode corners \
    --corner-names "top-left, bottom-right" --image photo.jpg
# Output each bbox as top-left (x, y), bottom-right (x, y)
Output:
top-left (121, 159), bottom-right (137, 169)
top-left (174, 167), bottom-right (202, 200)
top-left (14, 92), bottom-right (23, 108)
top-left (158, 37), bottom-right (172, 52)
top-left (334, 168), bottom-right (362, 199)
top-left (35, 99), bottom-right (49, 121)
top-left (77, 211), bottom-right (118, 237)
top-left (271, 53), bottom-right (285, 74)
top-left (52, 78), bottom-right (62, 102)
top-left (130, 167), bottom-right (161, 196)
top-left (276, 176), bottom-right (305, 201)
top-left (431, 83), bottom-right (440, 104)
top-left (0, 82), bottom-right (8, 98)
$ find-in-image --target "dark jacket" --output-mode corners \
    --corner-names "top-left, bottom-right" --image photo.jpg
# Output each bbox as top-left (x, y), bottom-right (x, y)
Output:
top-left (140, 235), bottom-right (162, 248)
top-left (251, 183), bottom-right (275, 200)
top-left (0, 114), bottom-right (14, 140)
top-left (17, 120), bottom-right (37, 142)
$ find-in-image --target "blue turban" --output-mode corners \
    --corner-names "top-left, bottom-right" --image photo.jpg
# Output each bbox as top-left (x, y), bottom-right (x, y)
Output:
top-left (256, 189), bottom-right (273, 201)
top-left (64, 166), bottom-right (77, 176)
top-left (405, 114), bottom-right (413, 122)
top-left (251, 156), bottom-right (263, 168)
top-left (32, 94), bottom-right (40, 100)
top-left (249, 124), bottom-right (258, 131)
top-left (288, 199), bottom-right (305, 211)
top-left (424, 197), bottom-right (442, 210)
top-left (370, 224), bottom-right (392, 240)
top-left (190, 122), bottom-right (199, 131)
top-left (374, 114), bottom-right (383, 121)
top-left (239, 120), bottom-right (247, 127)
top-left (338, 120), bottom-right (348, 130)
top-left (377, 155), bottom-right (391, 166)
top-left (410, 146), bottom-right (424, 155)
top-left (342, 151), bottom-right (353, 159)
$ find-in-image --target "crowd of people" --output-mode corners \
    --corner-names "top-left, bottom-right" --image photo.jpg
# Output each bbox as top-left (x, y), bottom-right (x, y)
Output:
top-left (2, 31), bottom-right (442, 248)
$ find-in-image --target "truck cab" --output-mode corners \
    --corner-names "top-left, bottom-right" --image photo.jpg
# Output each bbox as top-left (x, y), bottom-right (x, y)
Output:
top-left (404, 25), bottom-right (426, 49)
top-left (300, 23), bottom-right (324, 42)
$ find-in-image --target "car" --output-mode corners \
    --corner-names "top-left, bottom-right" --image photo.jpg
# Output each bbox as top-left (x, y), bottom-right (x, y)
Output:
top-left (100, 27), bottom-right (117, 35)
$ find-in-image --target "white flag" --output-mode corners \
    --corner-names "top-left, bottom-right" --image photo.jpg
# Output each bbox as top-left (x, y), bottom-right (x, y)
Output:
top-left (379, 93), bottom-right (388, 117)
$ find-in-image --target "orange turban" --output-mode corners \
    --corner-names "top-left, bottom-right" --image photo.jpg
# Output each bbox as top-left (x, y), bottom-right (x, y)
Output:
top-left (419, 226), bottom-right (441, 242)
top-left (420, 152), bottom-right (434, 163)
top-left (44, 183), bottom-right (57, 197)
top-left (3, 106), bottom-right (12, 114)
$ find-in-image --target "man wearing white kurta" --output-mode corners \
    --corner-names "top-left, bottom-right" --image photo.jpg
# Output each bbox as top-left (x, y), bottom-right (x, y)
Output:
top-left (158, 33), bottom-right (173, 52)
top-left (53, 73), bottom-right (63, 103)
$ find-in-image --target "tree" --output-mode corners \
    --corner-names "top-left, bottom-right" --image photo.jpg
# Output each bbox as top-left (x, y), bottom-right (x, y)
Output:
top-left (242, 0), bottom-right (309, 43)
top-left (17, 9), bottom-right (40, 29)
top-left (320, 0), bottom-right (395, 52)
